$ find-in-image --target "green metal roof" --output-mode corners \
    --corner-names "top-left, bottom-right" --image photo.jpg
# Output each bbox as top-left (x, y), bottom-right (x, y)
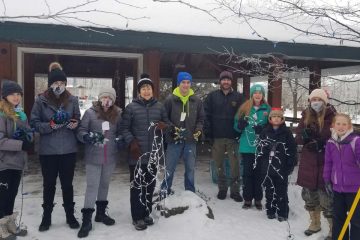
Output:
top-left (1, 21), bottom-right (360, 62)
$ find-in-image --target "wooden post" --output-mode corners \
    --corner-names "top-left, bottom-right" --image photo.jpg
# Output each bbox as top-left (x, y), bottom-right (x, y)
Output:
top-left (268, 58), bottom-right (283, 108)
top-left (0, 43), bottom-right (12, 81)
top-left (309, 63), bottom-right (321, 94)
top-left (23, 53), bottom-right (35, 117)
top-left (242, 75), bottom-right (251, 100)
top-left (113, 59), bottom-right (126, 109)
top-left (232, 72), bottom-right (239, 91)
top-left (143, 50), bottom-right (161, 98)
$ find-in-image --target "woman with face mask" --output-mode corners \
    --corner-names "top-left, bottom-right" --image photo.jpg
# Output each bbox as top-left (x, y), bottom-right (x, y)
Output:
top-left (295, 88), bottom-right (336, 240)
top-left (76, 87), bottom-right (122, 238)
top-left (30, 62), bottom-right (81, 232)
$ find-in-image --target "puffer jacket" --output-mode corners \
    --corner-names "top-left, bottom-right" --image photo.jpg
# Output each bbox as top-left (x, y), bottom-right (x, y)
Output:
top-left (0, 109), bottom-right (29, 171)
top-left (77, 102), bottom-right (122, 165)
top-left (120, 98), bottom-right (170, 165)
top-left (30, 92), bottom-right (80, 155)
top-left (295, 104), bottom-right (336, 190)
top-left (324, 130), bottom-right (360, 193)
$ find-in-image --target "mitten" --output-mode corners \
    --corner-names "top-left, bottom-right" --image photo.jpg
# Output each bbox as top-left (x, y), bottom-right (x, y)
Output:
top-left (193, 130), bottom-right (202, 142)
top-left (21, 140), bottom-right (33, 151)
top-left (302, 128), bottom-right (314, 144)
top-left (129, 139), bottom-right (141, 160)
top-left (305, 140), bottom-right (319, 152)
top-left (237, 118), bottom-right (248, 131)
top-left (66, 119), bottom-right (79, 130)
top-left (83, 134), bottom-right (93, 144)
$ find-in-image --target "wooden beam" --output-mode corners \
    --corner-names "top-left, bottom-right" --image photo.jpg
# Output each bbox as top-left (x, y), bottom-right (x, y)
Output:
top-left (268, 58), bottom-right (283, 108)
top-left (23, 53), bottom-right (35, 117)
top-left (144, 50), bottom-right (161, 98)
top-left (113, 59), bottom-right (126, 109)
top-left (309, 63), bottom-right (321, 93)
top-left (242, 75), bottom-right (250, 100)
top-left (0, 43), bottom-right (12, 80)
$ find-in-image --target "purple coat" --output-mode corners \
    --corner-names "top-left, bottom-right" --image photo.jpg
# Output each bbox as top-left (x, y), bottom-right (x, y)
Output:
top-left (324, 133), bottom-right (360, 193)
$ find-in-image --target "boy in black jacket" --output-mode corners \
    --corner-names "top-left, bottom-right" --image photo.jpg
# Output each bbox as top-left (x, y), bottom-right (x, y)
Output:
top-left (256, 108), bottom-right (297, 222)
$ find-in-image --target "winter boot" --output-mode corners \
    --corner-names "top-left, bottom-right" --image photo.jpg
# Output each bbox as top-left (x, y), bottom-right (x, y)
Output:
top-left (230, 192), bottom-right (243, 202)
top-left (63, 202), bottom-right (80, 229)
top-left (39, 204), bottom-right (54, 232)
top-left (242, 201), bottom-right (252, 209)
top-left (143, 216), bottom-right (154, 226)
top-left (304, 210), bottom-right (321, 236)
top-left (5, 212), bottom-right (27, 237)
top-left (324, 218), bottom-right (332, 240)
top-left (255, 201), bottom-right (263, 210)
top-left (217, 190), bottom-right (227, 200)
top-left (77, 208), bottom-right (95, 238)
top-left (94, 201), bottom-right (115, 226)
top-left (132, 219), bottom-right (147, 231)
top-left (0, 217), bottom-right (16, 240)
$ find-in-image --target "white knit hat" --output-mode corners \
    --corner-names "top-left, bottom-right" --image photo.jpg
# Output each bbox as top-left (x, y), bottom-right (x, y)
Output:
top-left (308, 89), bottom-right (328, 104)
top-left (98, 87), bottom-right (116, 102)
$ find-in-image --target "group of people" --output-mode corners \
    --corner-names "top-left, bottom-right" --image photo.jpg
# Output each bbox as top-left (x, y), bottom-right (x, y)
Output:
top-left (0, 62), bottom-right (359, 240)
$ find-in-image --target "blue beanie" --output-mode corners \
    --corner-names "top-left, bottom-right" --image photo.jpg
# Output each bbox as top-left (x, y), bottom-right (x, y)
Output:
top-left (177, 72), bottom-right (192, 85)
top-left (250, 84), bottom-right (265, 98)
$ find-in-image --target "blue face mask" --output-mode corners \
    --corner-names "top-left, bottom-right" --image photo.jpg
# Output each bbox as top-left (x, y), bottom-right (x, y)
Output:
top-left (311, 101), bottom-right (324, 113)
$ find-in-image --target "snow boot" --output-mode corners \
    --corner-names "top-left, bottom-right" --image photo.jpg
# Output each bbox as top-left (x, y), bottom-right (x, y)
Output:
top-left (94, 201), bottom-right (115, 226)
top-left (77, 208), bottom-right (95, 238)
top-left (143, 216), bottom-right (154, 226)
top-left (217, 190), bottom-right (227, 200)
top-left (0, 217), bottom-right (16, 240)
top-left (242, 201), bottom-right (252, 209)
top-left (5, 212), bottom-right (27, 237)
top-left (230, 192), bottom-right (243, 202)
top-left (304, 210), bottom-right (321, 236)
top-left (255, 201), bottom-right (263, 210)
top-left (63, 202), bottom-right (80, 229)
top-left (324, 218), bottom-right (332, 240)
top-left (132, 219), bottom-right (147, 231)
top-left (39, 204), bottom-right (54, 232)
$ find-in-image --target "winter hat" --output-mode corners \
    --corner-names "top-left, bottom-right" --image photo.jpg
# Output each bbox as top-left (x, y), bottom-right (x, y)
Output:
top-left (98, 87), bottom-right (116, 102)
top-left (177, 72), bottom-right (192, 85)
top-left (219, 71), bottom-right (233, 81)
top-left (250, 84), bottom-right (265, 97)
top-left (48, 62), bottom-right (67, 87)
top-left (137, 73), bottom-right (154, 92)
top-left (269, 107), bottom-right (284, 120)
top-left (1, 80), bottom-right (23, 98)
top-left (308, 88), bottom-right (328, 104)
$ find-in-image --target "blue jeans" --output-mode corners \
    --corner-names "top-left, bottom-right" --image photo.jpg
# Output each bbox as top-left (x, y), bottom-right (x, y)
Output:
top-left (161, 143), bottom-right (196, 193)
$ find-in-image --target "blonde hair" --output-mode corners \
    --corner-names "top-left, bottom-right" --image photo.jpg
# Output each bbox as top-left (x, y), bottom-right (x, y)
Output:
top-left (237, 98), bottom-right (267, 118)
top-left (332, 113), bottom-right (352, 127)
top-left (0, 99), bottom-right (18, 121)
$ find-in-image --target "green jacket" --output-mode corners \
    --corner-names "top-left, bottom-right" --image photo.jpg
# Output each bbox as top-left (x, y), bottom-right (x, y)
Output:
top-left (234, 103), bottom-right (271, 153)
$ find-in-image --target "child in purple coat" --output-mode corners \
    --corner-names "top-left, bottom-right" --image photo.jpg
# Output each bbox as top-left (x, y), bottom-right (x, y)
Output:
top-left (324, 113), bottom-right (360, 240)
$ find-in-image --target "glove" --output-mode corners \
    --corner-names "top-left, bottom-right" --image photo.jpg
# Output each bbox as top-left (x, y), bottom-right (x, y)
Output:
top-left (325, 182), bottom-right (333, 197)
top-left (156, 121), bottom-right (168, 131)
top-left (66, 119), bottom-right (79, 130)
top-left (237, 118), bottom-right (248, 131)
top-left (305, 140), bottom-right (319, 152)
top-left (21, 140), bottom-right (33, 151)
top-left (193, 130), bottom-right (202, 142)
top-left (50, 120), bottom-right (66, 130)
top-left (302, 128), bottom-right (314, 144)
top-left (129, 139), bottom-right (141, 160)
top-left (83, 134), bottom-right (93, 144)
top-left (253, 124), bottom-right (263, 135)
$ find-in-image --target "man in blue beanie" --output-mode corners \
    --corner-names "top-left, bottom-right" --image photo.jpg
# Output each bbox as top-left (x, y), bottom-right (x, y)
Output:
top-left (160, 72), bottom-right (205, 196)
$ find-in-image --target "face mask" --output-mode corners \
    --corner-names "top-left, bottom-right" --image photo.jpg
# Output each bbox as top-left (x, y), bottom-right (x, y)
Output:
top-left (101, 98), bottom-right (113, 108)
top-left (310, 101), bottom-right (324, 113)
top-left (51, 85), bottom-right (66, 96)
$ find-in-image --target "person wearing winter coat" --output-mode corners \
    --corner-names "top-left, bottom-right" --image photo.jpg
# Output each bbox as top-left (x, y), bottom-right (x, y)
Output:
top-left (76, 87), bottom-right (121, 238)
top-left (234, 84), bottom-right (271, 210)
top-left (30, 62), bottom-right (80, 232)
top-left (160, 72), bottom-right (205, 195)
top-left (120, 74), bottom-right (170, 231)
top-left (204, 70), bottom-right (244, 202)
top-left (0, 80), bottom-right (33, 240)
top-left (295, 88), bottom-right (336, 239)
top-left (256, 108), bottom-right (297, 222)
top-left (324, 113), bottom-right (360, 240)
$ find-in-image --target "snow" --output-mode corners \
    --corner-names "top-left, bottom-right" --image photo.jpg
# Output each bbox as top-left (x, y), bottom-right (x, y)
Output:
top-left (14, 155), bottom-right (331, 240)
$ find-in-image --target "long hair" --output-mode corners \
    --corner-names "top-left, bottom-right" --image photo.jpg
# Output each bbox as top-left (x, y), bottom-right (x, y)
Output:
top-left (304, 105), bottom-right (326, 131)
top-left (237, 98), bottom-right (267, 118)
top-left (93, 101), bottom-right (121, 125)
top-left (0, 99), bottom-right (18, 121)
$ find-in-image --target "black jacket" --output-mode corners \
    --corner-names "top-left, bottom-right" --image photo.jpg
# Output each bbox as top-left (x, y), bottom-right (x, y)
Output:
top-left (256, 124), bottom-right (297, 177)
top-left (120, 98), bottom-right (170, 165)
top-left (204, 89), bottom-right (243, 139)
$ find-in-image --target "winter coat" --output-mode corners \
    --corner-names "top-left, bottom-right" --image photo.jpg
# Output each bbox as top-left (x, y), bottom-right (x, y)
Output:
top-left (257, 124), bottom-right (297, 177)
top-left (0, 111), bottom-right (28, 171)
top-left (204, 89), bottom-right (243, 139)
top-left (163, 91), bottom-right (205, 144)
top-left (120, 98), bottom-right (170, 165)
top-left (77, 103), bottom-right (122, 165)
top-left (234, 103), bottom-right (271, 153)
top-left (30, 93), bottom-right (80, 155)
top-left (324, 130), bottom-right (360, 193)
top-left (295, 104), bottom-right (336, 190)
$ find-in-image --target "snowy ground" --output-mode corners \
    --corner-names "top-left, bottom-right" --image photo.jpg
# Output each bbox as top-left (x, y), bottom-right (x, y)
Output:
top-left (14, 151), bottom-right (330, 240)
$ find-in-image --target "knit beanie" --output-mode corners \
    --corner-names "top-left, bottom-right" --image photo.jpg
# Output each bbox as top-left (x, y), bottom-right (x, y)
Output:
top-left (137, 73), bottom-right (154, 93)
top-left (1, 80), bottom-right (23, 98)
top-left (269, 107), bottom-right (284, 120)
top-left (177, 72), bottom-right (192, 85)
top-left (219, 71), bottom-right (233, 81)
top-left (308, 88), bottom-right (328, 104)
top-left (250, 84), bottom-right (265, 97)
top-left (48, 62), bottom-right (67, 87)
top-left (98, 87), bottom-right (116, 102)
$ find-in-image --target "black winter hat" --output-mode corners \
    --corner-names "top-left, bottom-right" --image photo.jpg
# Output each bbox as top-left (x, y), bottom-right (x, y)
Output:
top-left (48, 62), bottom-right (67, 87)
top-left (137, 73), bottom-right (154, 92)
top-left (1, 79), bottom-right (23, 98)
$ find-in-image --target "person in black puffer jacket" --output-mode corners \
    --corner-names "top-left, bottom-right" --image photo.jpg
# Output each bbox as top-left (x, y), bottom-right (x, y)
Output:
top-left (256, 108), bottom-right (297, 222)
